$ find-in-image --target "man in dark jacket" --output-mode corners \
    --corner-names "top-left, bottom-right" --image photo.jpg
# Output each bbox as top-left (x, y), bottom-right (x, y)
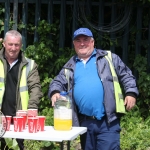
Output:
top-left (0, 30), bottom-right (43, 150)
top-left (48, 28), bottom-right (139, 150)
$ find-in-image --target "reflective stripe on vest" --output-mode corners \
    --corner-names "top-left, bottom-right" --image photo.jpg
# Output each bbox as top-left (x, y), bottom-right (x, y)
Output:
top-left (105, 51), bottom-right (126, 114)
top-left (0, 60), bottom-right (5, 108)
top-left (20, 58), bottom-right (34, 110)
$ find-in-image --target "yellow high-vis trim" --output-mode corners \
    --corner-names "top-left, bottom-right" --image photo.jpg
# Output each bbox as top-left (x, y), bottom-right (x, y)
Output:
top-left (105, 51), bottom-right (126, 114)
top-left (0, 61), bottom-right (5, 106)
top-left (20, 58), bottom-right (34, 110)
top-left (20, 65), bottom-right (28, 110)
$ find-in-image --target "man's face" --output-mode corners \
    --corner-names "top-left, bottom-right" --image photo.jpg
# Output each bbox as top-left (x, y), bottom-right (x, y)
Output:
top-left (3, 35), bottom-right (22, 61)
top-left (73, 35), bottom-right (94, 60)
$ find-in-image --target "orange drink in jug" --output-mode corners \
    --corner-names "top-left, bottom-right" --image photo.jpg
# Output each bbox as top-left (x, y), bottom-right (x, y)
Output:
top-left (54, 91), bottom-right (72, 130)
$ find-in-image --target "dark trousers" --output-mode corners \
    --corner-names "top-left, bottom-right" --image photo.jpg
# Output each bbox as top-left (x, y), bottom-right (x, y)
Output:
top-left (80, 116), bottom-right (121, 150)
top-left (1, 138), bottom-right (24, 150)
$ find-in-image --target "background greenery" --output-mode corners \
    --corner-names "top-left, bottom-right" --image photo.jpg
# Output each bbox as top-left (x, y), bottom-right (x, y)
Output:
top-left (0, 0), bottom-right (150, 149)
top-left (23, 20), bottom-right (150, 150)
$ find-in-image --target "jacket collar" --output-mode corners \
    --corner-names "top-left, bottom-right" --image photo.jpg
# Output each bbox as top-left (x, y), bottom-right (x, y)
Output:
top-left (64, 48), bottom-right (108, 70)
top-left (96, 48), bottom-right (108, 57)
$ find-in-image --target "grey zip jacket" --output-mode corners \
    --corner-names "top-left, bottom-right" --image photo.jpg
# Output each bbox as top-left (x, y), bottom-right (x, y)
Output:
top-left (48, 49), bottom-right (139, 126)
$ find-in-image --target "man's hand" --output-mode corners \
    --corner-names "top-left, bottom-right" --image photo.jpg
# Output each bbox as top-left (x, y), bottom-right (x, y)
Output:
top-left (51, 93), bottom-right (60, 106)
top-left (124, 96), bottom-right (136, 111)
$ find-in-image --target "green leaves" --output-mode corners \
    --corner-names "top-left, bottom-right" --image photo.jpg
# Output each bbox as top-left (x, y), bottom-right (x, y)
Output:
top-left (120, 108), bottom-right (150, 149)
top-left (133, 54), bottom-right (150, 115)
top-left (24, 20), bottom-right (75, 110)
top-left (5, 138), bottom-right (20, 150)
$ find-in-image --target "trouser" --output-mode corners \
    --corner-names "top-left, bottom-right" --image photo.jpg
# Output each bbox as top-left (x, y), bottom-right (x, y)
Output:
top-left (1, 138), bottom-right (24, 150)
top-left (79, 115), bottom-right (121, 150)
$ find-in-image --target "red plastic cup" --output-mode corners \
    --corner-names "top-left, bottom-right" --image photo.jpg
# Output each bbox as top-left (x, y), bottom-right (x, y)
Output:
top-left (37, 116), bottom-right (46, 131)
top-left (18, 110), bottom-right (27, 112)
top-left (1, 116), bottom-right (7, 131)
top-left (22, 115), bottom-right (27, 129)
top-left (16, 112), bottom-right (27, 129)
top-left (13, 117), bottom-right (23, 132)
top-left (5, 116), bottom-right (12, 131)
top-left (27, 109), bottom-right (38, 117)
top-left (28, 117), bottom-right (38, 133)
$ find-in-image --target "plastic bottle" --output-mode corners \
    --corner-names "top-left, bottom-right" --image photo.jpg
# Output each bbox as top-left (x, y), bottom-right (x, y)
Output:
top-left (54, 91), bottom-right (72, 130)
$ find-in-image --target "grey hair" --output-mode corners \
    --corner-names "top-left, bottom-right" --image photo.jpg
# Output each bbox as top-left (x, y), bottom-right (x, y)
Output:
top-left (91, 37), bottom-right (94, 40)
top-left (4, 30), bottom-right (22, 42)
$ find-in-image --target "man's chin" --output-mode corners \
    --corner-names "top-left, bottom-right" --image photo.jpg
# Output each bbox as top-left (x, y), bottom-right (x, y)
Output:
top-left (9, 56), bottom-right (18, 60)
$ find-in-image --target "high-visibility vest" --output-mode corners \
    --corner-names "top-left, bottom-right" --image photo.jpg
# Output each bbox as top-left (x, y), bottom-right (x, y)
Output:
top-left (0, 58), bottom-right (34, 110)
top-left (64, 51), bottom-right (126, 114)
top-left (105, 51), bottom-right (126, 114)
top-left (0, 61), bottom-right (5, 108)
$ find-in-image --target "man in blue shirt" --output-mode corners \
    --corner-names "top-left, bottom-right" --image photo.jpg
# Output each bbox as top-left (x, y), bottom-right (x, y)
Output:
top-left (48, 28), bottom-right (139, 150)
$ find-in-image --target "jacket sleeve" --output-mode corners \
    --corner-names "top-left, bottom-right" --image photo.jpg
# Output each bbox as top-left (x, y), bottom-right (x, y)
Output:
top-left (48, 68), bottom-right (68, 99)
top-left (112, 53), bottom-right (139, 97)
top-left (27, 62), bottom-right (43, 109)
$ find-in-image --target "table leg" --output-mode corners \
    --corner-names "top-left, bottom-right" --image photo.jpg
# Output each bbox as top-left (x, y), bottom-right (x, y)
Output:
top-left (67, 141), bottom-right (70, 150)
top-left (60, 142), bottom-right (64, 150)
top-left (60, 141), bottom-right (70, 150)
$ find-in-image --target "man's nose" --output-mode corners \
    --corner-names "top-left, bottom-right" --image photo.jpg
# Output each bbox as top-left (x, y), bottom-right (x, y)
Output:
top-left (12, 44), bottom-right (16, 50)
top-left (80, 41), bottom-right (84, 45)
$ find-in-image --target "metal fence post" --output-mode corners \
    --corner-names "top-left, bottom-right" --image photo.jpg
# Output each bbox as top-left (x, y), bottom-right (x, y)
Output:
top-left (13, 0), bottom-right (18, 30)
top-left (4, 0), bottom-right (10, 36)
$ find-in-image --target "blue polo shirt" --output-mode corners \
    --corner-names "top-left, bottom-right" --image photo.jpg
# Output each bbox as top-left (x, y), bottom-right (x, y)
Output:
top-left (73, 49), bottom-right (105, 120)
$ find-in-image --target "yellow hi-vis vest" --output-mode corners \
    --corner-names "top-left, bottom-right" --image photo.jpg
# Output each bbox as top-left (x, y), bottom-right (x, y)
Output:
top-left (105, 51), bottom-right (126, 114)
top-left (64, 51), bottom-right (126, 114)
top-left (0, 61), bottom-right (4, 108)
top-left (0, 58), bottom-right (34, 110)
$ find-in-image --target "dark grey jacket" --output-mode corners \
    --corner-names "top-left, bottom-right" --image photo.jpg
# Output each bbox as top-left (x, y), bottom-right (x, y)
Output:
top-left (48, 49), bottom-right (139, 126)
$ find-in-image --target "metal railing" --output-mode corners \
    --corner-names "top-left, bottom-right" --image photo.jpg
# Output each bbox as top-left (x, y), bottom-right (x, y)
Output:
top-left (0, 0), bottom-right (149, 66)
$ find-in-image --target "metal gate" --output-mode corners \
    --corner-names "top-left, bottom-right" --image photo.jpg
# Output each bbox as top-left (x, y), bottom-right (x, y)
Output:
top-left (0, 0), bottom-right (150, 66)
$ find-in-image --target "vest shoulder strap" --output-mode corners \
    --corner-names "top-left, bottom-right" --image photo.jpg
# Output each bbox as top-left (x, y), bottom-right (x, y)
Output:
top-left (64, 68), bottom-right (70, 92)
top-left (106, 50), bottom-right (112, 61)
top-left (105, 51), bottom-right (115, 69)
top-left (25, 57), bottom-right (35, 75)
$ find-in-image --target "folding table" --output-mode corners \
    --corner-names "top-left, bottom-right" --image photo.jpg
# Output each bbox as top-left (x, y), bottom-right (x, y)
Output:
top-left (3, 125), bottom-right (87, 150)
